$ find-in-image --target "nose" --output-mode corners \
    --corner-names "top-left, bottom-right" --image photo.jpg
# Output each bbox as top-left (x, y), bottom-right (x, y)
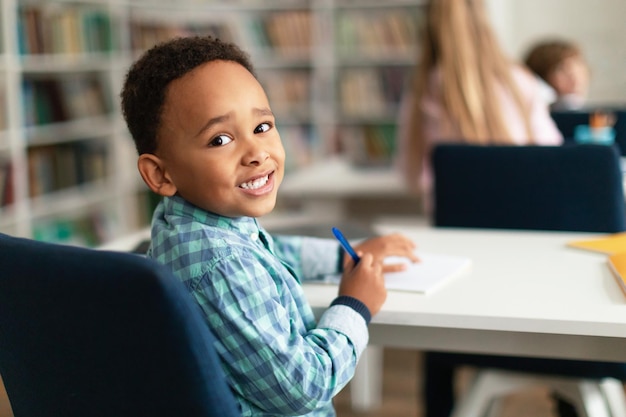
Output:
top-left (241, 138), bottom-right (270, 166)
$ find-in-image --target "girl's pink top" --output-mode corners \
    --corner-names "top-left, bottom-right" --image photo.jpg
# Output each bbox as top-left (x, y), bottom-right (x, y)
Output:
top-left (396, 64), bottom-right (564, 212)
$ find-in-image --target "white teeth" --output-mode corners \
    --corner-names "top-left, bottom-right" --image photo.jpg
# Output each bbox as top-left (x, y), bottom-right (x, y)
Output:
top-left (240, 175), bottom-right (269, 190)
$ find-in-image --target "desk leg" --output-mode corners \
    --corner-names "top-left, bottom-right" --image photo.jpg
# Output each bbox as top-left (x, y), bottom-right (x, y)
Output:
top-left (350, 346), bottom-right (383, 411)
top-left (600, 379), bottom-right (626, 417)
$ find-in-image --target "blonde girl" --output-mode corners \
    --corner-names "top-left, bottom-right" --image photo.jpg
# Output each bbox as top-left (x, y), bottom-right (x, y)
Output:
top-left (397, 0), bottom-right (562, 204)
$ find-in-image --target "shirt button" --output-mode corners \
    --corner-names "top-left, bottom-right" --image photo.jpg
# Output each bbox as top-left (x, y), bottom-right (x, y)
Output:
top-left (250, 232), bottom-right (258, 241)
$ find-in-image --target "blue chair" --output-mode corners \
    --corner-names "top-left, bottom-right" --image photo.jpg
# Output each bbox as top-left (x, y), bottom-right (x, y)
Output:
top-left (433, 143), bottom-right (626, 233)
top-left (429, 144), bottom-right (626, 417)
top-left (0, 233), bottom-right (241, 417)
top-left (551, 109), bottom-right (626, 155)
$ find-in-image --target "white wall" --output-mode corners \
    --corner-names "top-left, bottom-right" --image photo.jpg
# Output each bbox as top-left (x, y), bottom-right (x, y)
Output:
top-left (486, 0), bottom-right (626, 105)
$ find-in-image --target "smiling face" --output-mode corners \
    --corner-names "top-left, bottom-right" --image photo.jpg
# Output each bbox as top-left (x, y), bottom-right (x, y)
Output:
top-left (142, 60), bottom-right (285, 218)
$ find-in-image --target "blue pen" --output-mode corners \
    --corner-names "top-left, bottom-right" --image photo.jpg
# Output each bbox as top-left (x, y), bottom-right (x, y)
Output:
top-left (332, 227), bottom-right (361, 264)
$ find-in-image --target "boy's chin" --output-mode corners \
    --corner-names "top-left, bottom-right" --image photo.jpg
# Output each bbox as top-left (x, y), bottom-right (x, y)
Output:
top-left (238, 201), bottom-right (277, 218)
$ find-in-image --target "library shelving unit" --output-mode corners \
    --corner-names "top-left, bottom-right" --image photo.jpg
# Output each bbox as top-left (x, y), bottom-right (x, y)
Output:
top-left (123, 0), bottom-right (426, 179)
top-left (124, 0), bottom-right (330, 173)
top-left (333, 1), bottom-right (423, 167)
top-left (0, 0), bottom-right (425, 246)
top-left (0, 0), bottom-right (145, 246)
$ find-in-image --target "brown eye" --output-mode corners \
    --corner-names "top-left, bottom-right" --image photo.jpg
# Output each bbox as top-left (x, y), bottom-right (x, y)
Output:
top-left (209, 135), bottom-right (233, 147)
top-left (254, 123), bottom-right (271, 134)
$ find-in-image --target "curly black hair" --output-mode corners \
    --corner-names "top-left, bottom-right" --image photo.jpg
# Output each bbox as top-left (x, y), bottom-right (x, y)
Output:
top-left (120, 35), bottom-right (255, 155)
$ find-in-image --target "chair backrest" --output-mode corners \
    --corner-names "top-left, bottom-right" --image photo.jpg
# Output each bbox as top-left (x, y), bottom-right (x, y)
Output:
top-left (432, 144), bottom-right (626, 233)
top-left (551, 109), bottom-right (626, 155)
top-left (0, 233), bottom-right (240, 417)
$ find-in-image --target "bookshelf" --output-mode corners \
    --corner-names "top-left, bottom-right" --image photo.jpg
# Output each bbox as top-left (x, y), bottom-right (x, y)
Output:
top-left (0, 0), bottom-right (142, 246)
top-left (0, 0), bottom-right (425, 246)
top-left (334, 1), bottom-right (423, 167)
top-left (124, 0), bottom-right (424, 168)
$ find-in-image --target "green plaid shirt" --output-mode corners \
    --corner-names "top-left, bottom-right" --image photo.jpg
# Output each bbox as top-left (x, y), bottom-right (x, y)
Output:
top-left (148, 196), bottom-right (369, 416)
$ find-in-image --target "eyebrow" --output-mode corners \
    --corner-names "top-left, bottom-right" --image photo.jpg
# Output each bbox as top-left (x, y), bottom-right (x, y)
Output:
top-left (196, 113), bottom-right (231, 138)
top-left (254, 107), bottom-right (274, 117)
top-left (195, 107), bottom-right (274, 137)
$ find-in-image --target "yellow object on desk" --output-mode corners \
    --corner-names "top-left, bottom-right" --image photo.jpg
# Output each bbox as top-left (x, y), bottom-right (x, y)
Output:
top-left (608, 252), bottom-right (626, 295)
top-left (567, 232), bottom-right (626, 254)
top-left (567, 232), bottom-right (626, 296)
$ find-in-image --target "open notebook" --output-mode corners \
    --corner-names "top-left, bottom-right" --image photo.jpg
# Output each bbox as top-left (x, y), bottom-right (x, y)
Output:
top-left (323, 251), bottom-right (472, 294)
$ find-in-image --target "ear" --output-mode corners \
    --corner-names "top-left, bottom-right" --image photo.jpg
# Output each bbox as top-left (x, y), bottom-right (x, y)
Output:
top-left (137, 154), bottom-right (177, 197)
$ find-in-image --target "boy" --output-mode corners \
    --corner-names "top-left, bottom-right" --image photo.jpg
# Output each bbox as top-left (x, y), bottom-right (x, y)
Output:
top-left (120, 36), bottom-right (417, 416)
top-left (524, 39), bottom-right (590, 110)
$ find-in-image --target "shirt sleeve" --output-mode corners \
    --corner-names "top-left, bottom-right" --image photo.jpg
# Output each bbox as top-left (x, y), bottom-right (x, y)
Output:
top-left (270, 234), bottom-right (342, 281)
top-left (192, 251), bottom-right (366, 416)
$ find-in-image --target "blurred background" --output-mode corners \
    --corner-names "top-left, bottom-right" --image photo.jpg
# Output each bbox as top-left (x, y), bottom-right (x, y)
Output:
top-left (0, 0), bottom-right (623, 248)
top-left (1, 1), bottom-right (625, 417)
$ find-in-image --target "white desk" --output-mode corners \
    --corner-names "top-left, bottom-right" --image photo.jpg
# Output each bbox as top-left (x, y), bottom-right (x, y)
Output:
top-left (99, 219), bottom-right (626, 410)
top-left (102, 220), bottom-right (626, 361)
top-left (305, 220), bottom-right (626, 363)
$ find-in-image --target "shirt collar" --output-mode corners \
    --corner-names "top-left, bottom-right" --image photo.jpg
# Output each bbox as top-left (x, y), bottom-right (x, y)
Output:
top-left (162, 195), bottom-right (261, 237)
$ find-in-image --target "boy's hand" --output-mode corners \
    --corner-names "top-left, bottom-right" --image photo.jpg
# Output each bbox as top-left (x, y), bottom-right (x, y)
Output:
top-left (353, 233), bottom-right (419, 273)
top-left (338, 253), bottom-right (386, 316)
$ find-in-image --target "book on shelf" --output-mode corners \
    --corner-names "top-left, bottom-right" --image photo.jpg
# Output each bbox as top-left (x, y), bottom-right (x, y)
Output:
top-left (52, 7), bottom-right (83, 55)
top-left (53, 145), bottom-right (79, 190)
top-left (60, 76), bottom-right (110, 119)
top-left (34, 79), bottom-right (66, 124)
top-left (82, 9), bottom-right (113, 52)
top-left (0, 166), bottom-right (6, 207)
top-left (18, 4), bottom-right (113, 55)
top-left (244, 16), bottom-right (271, 50)
top-left (340, 67), bottom-right (409, 118)
top-left (364, 124), bottom-right (396, 163)
top-left (340, 68), bottom-right (387, 117)
top-left (76, 140), bottom-right (108, 183)
top-left (22, 76), bottom-right (109, 126)
top-left (280, 124), bottom-right (316, 173)
top-left (341, 124), bottom-right (396, 168)
top-left (129, 19), bottom-right (236, 52)
top-left (19, 6), bottom-right (44, 54)
top-left (28, 145), bottom-right (55, 197)
top-left (0, 93), bottom-right (6, 131)
top-left (33, 210), bottom-right (114, 247)
top-left (27, 140), bottom-right (108, 197)
top-left (378, 66), bottom-right (409, 105)
top-left (336, 8), bottom-right (419, 57)
top-left (0, 160), bottom-right (14, 207)
top-left (261, 10), bottom-right (312, 58)
top-left (261, 69), bottom-right (311, 116)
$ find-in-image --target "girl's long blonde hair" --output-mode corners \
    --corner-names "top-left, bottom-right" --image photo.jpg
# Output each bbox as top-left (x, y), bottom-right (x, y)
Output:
top-left (405, 0), bottom-right (534, 182)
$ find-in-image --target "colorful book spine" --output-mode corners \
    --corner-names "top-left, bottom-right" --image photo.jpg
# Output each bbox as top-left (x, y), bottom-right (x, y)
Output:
top-left (18, 5), bottom-right (114, 55)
